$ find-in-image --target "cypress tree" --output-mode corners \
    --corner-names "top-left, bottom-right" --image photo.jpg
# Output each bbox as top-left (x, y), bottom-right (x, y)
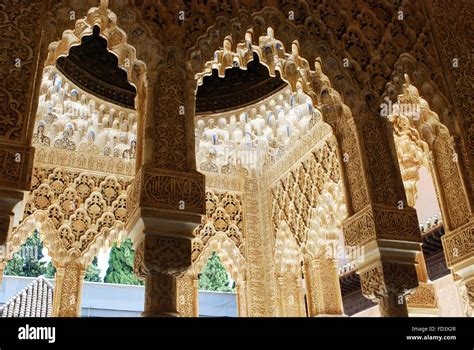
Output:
top-left (104, 238), bottom-right (143, 285)
top-left (198, 251), bottom-right (234, 292)
top-left (4, 230), bottom-right (47, 277)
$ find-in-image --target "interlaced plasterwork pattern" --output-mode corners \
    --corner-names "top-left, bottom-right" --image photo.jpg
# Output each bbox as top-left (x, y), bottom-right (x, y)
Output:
top-left (7, 166), bottom-right (130, 268)
top-left (270, 139), bottom-right (341, 247)
top-left (305, 180), bottom-right (346, 258)
top-left (2, 0), bottom-right (466, 318)
top-left (273, 221), bottom-right (305, 317)
top-left (191, 189), bottom-right (245, 264)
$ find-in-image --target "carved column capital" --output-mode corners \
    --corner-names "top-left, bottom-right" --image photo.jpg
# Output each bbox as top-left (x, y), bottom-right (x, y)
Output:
top-left (360, 262), bottom-right (418, 298)
top-left (442, 220), bottom-right (474, 268)
top-left (134, 235), bottom-right (193, 317)
top-left (359, 261), bottom-right (418, 317)
top-left (343, 204), bottom-right (421, 247)
top-left (465, 279), bottom-right (474, 311)
top-left (143, 234), bottom-right (192, 277)
top-left (0, 143), bottom-right (35, 191)
top-left (406, 282), bottom-right (439, 316)
top-left (127, 166), bottom-right (205, 236)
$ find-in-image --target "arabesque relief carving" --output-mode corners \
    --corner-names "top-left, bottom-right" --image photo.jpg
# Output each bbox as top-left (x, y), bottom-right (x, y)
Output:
top-left (0, 0), bottom-right (472, 320)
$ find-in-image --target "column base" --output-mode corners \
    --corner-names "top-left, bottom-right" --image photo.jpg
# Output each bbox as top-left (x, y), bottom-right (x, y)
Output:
top-left (313, 313), bottom-right (348, 317)
top-left (141, 310), bottom-right (180, 317)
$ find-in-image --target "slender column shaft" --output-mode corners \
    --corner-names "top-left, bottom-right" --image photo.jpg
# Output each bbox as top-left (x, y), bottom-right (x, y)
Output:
top-left (143, 273), bottom-right (178, 317)
top-left (52, 262), bottom-right (85, 317)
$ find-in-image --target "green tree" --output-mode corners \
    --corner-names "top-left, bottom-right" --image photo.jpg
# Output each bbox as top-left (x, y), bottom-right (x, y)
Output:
top-left (198, 251), bottom-right (234, 292)
top-left (42, 257), bottom-right (102, 282)
top-left (104, 238), bottom-right (143, 285)
top-left (44, 261), bottom-right (56, 279)
top-left (4, 230), bottom-right (48, 277)
top-left (84, 257), bottom-right (102, 282)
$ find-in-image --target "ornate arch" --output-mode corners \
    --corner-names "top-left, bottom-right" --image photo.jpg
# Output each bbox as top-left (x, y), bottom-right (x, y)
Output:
top-left (192, 232), bottom-right (246, 286)
top-left (389, 75), bottom-right (471, 231)
top-left (45, 2), bottom-right (147, 88)
top-left (190, 189), bottom-right (246, 303)
top-left (189, 26), bottom-right (395, 218)
top-left (40, 1), bottom-right (150, 173)
top-left (386, 52), bottom-right (474, 205)
top-left (191, 189), bottom-right (245, 259)
top-left (388, 73), bottom-right (474, 314)
top-left (176, 189), bottom-right (247, 317)
top-left (185, 232), bottom-right (247, 317)
top-left (388, 75), bottom-right (474, 314)
top-left (181, 2), bottom-right (439, 115)
top-left (170, 5), bottom-right (434, 316)
top-left (191, 26), bottom-right (332, 110)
